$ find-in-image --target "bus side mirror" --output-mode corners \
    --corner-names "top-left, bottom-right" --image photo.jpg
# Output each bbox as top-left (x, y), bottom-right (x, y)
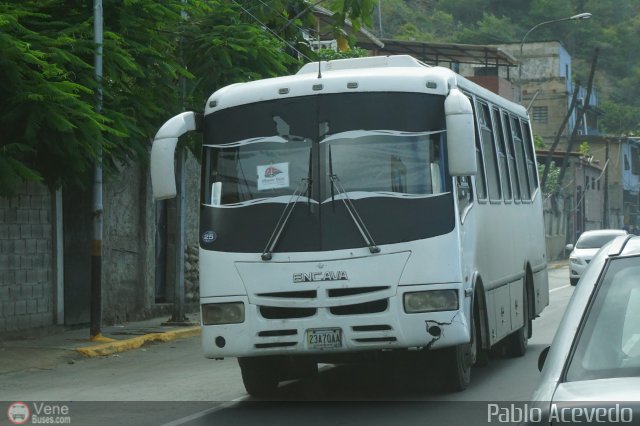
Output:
top-left (445, 88), bottom-right (477, 176)
top-left (150, 111), bottom-right (199, 200)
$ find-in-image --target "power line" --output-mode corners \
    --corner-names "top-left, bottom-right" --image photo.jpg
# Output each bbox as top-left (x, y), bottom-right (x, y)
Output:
top-left (231, 0), bottom-right (314, 62)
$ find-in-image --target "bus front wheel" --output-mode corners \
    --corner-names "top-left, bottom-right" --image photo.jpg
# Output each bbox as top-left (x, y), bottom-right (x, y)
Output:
top-left (439, 314), bottom-right (477, 392)
top-left (238, 356), bottom-right (282, 397)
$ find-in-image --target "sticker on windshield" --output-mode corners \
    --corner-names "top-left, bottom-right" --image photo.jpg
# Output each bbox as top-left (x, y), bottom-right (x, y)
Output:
top-left (257, 162), bottom-right (290, 190)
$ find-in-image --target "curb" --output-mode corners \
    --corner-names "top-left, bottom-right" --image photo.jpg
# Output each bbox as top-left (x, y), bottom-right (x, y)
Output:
top-left (75, 326), bottom-right (201, 357)
top-left (548, 260), bottom-right (568, 270)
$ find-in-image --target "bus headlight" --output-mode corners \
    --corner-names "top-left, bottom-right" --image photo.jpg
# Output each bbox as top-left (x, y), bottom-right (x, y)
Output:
top-left (403, 290), bottom-right (458, 313)
top-left (201, 302), bottom-right (245, 325)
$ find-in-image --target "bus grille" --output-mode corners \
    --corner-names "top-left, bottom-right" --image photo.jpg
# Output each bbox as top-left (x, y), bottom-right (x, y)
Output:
top-left (330, 299), bottom-right (388, 316)
top-left (259, 306), bottom-right (316, 319)
top-left (256, 286), bottom-right (391, 320)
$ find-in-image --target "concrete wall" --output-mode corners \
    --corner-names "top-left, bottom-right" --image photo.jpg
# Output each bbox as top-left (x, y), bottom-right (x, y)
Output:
top-left (0, 182), bottom-right (54, 335)
top-left (522, 77), bottom-right (570, 146)
top-left (543, 194), bottom-right (568, 261)
top-left (0, 150), bottom-right (201, 336)
top-left (467, 76), bottom-right (518, 102)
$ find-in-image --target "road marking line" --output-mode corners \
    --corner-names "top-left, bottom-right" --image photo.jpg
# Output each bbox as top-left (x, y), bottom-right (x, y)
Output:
top-left (160, 399), bottom-right (245, 426)
top-left (550, 285), bottom-right (570, 293)
top-left (160, 364), bottom-right (332, 425)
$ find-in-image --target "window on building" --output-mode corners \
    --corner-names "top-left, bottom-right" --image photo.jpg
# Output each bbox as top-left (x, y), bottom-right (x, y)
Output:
top-left (532, 106), bottom-right (548, 124)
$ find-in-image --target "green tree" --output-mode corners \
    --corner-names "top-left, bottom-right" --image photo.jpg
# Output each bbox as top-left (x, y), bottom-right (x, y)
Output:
top-left (316, 46), bottom-right (368, 60)
top-left (2, 0), bottom-right (367, 195)
top-left (599, 101), bottom-right (640, 136)
top-left (538, 161), bottom-right (560, 195)
top-left (454, 13), bottom-right (518, 44)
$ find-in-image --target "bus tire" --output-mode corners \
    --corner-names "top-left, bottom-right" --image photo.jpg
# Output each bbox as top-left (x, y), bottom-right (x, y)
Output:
top-left (440, 342), bottom-right (472, 392)
top-left (281, 356), bottom-right (318, 381)
top-left (238, 356), bottom-right (281, 397)
top-left (473, 293), bottom-right (489, 367)
top-left (440, 310), bottom-right (477, 392)
top-left (505, 278), bottom-right (530, 357)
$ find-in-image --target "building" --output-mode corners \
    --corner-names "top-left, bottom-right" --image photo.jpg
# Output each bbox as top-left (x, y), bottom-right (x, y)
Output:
top-left (358, 38), bottom-right (520, 102)
top-left (579, 136), bottom-right (640, 230)
top-left (494, 41), bottom-right (601, 153)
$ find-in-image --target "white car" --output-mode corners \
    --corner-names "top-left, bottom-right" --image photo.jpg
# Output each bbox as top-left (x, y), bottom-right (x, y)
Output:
top-left (566, 229), bottom-right (627, 285)
top-left (530, 235), bottom-right (640, 423)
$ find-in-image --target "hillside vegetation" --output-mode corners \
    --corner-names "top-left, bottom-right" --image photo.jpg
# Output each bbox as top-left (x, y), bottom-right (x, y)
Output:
top-left (366, 0), bottom-right (640, 135)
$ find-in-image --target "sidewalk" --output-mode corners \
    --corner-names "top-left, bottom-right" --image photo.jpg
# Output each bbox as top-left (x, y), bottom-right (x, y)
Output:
top-left (548, 258), bottom-right (568, 270)
top-left (548, 259), bottom-right (568, 269)
top-left (0, 314), bottom-right (201, 375)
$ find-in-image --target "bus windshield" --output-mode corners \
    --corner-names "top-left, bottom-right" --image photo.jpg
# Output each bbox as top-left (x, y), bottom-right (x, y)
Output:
top-left (199, 92), bottom-right (455, 253)
top-left (320, 129), bottom-right (444, 203)
top-left (202, 92), bottom-right (447, 206)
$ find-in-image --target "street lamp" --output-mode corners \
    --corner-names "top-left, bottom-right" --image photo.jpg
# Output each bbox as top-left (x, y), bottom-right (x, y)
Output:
top-left (519, 12), bottom-right (592, 79)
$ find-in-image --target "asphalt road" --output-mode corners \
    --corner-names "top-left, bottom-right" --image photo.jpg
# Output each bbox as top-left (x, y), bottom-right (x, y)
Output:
top-left (1, 265), bottom-right (573, 426)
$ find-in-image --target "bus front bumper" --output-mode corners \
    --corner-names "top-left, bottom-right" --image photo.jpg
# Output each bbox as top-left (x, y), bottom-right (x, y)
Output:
top-left (200, 284), bottom-right (470, 359)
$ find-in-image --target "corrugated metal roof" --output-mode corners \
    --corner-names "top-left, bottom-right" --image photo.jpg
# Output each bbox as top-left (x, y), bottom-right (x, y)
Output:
top-left (358, 38), bottom-right (519, 68)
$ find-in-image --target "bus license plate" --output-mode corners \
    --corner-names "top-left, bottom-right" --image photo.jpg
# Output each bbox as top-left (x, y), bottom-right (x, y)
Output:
top-left (306, 328), bottom-right (342, 350)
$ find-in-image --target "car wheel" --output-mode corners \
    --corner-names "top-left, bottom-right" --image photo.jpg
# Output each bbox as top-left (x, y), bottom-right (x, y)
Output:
top-left (570, 277), bottom-right (578, 286)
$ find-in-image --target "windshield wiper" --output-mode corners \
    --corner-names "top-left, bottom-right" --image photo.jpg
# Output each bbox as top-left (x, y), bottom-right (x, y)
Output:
top-left (328, 145), bottom-right (380, 254)
top-left (261, 177), bottom-right (310, 261)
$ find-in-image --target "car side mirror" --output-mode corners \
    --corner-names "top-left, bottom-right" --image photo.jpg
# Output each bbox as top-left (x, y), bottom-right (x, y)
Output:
top-left (565, 244), bottom-right (574, 252)
top-left (538, 346), bottom-right (550, 372)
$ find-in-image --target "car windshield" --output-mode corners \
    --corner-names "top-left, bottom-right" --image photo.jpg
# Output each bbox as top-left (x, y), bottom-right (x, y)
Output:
top-left (565, 256), bottom-right (640, 381)
top-left (576, 232), bottom-right (626, 249)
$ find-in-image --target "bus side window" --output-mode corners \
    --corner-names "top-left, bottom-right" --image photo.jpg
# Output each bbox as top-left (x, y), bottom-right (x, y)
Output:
top-left (503, 112), bottom-right (522, 202)
top-left (520, 120), bottom-right (539, 191)
top-left (478, 101), bottom-right (501, 202)
top-left (492, 107), bottom-right (513, 202)
top-left (510, 116), bottom-right (531, 201)
top-left (468, 94), bottom-right (487, 202)
top-left (456, 176), bottom-right (473, 221)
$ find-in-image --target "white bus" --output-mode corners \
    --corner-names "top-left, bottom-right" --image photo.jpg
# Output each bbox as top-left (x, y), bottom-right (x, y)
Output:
top-left (150, 55), bottom-right (549, 395)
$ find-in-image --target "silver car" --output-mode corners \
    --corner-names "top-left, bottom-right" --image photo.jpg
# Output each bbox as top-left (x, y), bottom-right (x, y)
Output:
top-left (566, 229), bottom-right (627, 285)
top-left (531, 235), bottom-right (640, 422)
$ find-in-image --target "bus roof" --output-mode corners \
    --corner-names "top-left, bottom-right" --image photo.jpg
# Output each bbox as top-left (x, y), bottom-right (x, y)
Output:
top-left (205, 55), bottom-right (527, 118)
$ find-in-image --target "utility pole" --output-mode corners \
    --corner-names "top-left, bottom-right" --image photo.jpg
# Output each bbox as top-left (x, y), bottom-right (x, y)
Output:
top-left (377, 0), bottom-right (383, 37)
top-left (603, 140), bottom-right (610, 227)
top-left (557, 48), bottom-right (599, 186)
top-left (541, 84), bottom-right (581, 190)
top-left (90, 0), bottom-right (104, 340)
top-left (164, 1), bottom-right (189, 325)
